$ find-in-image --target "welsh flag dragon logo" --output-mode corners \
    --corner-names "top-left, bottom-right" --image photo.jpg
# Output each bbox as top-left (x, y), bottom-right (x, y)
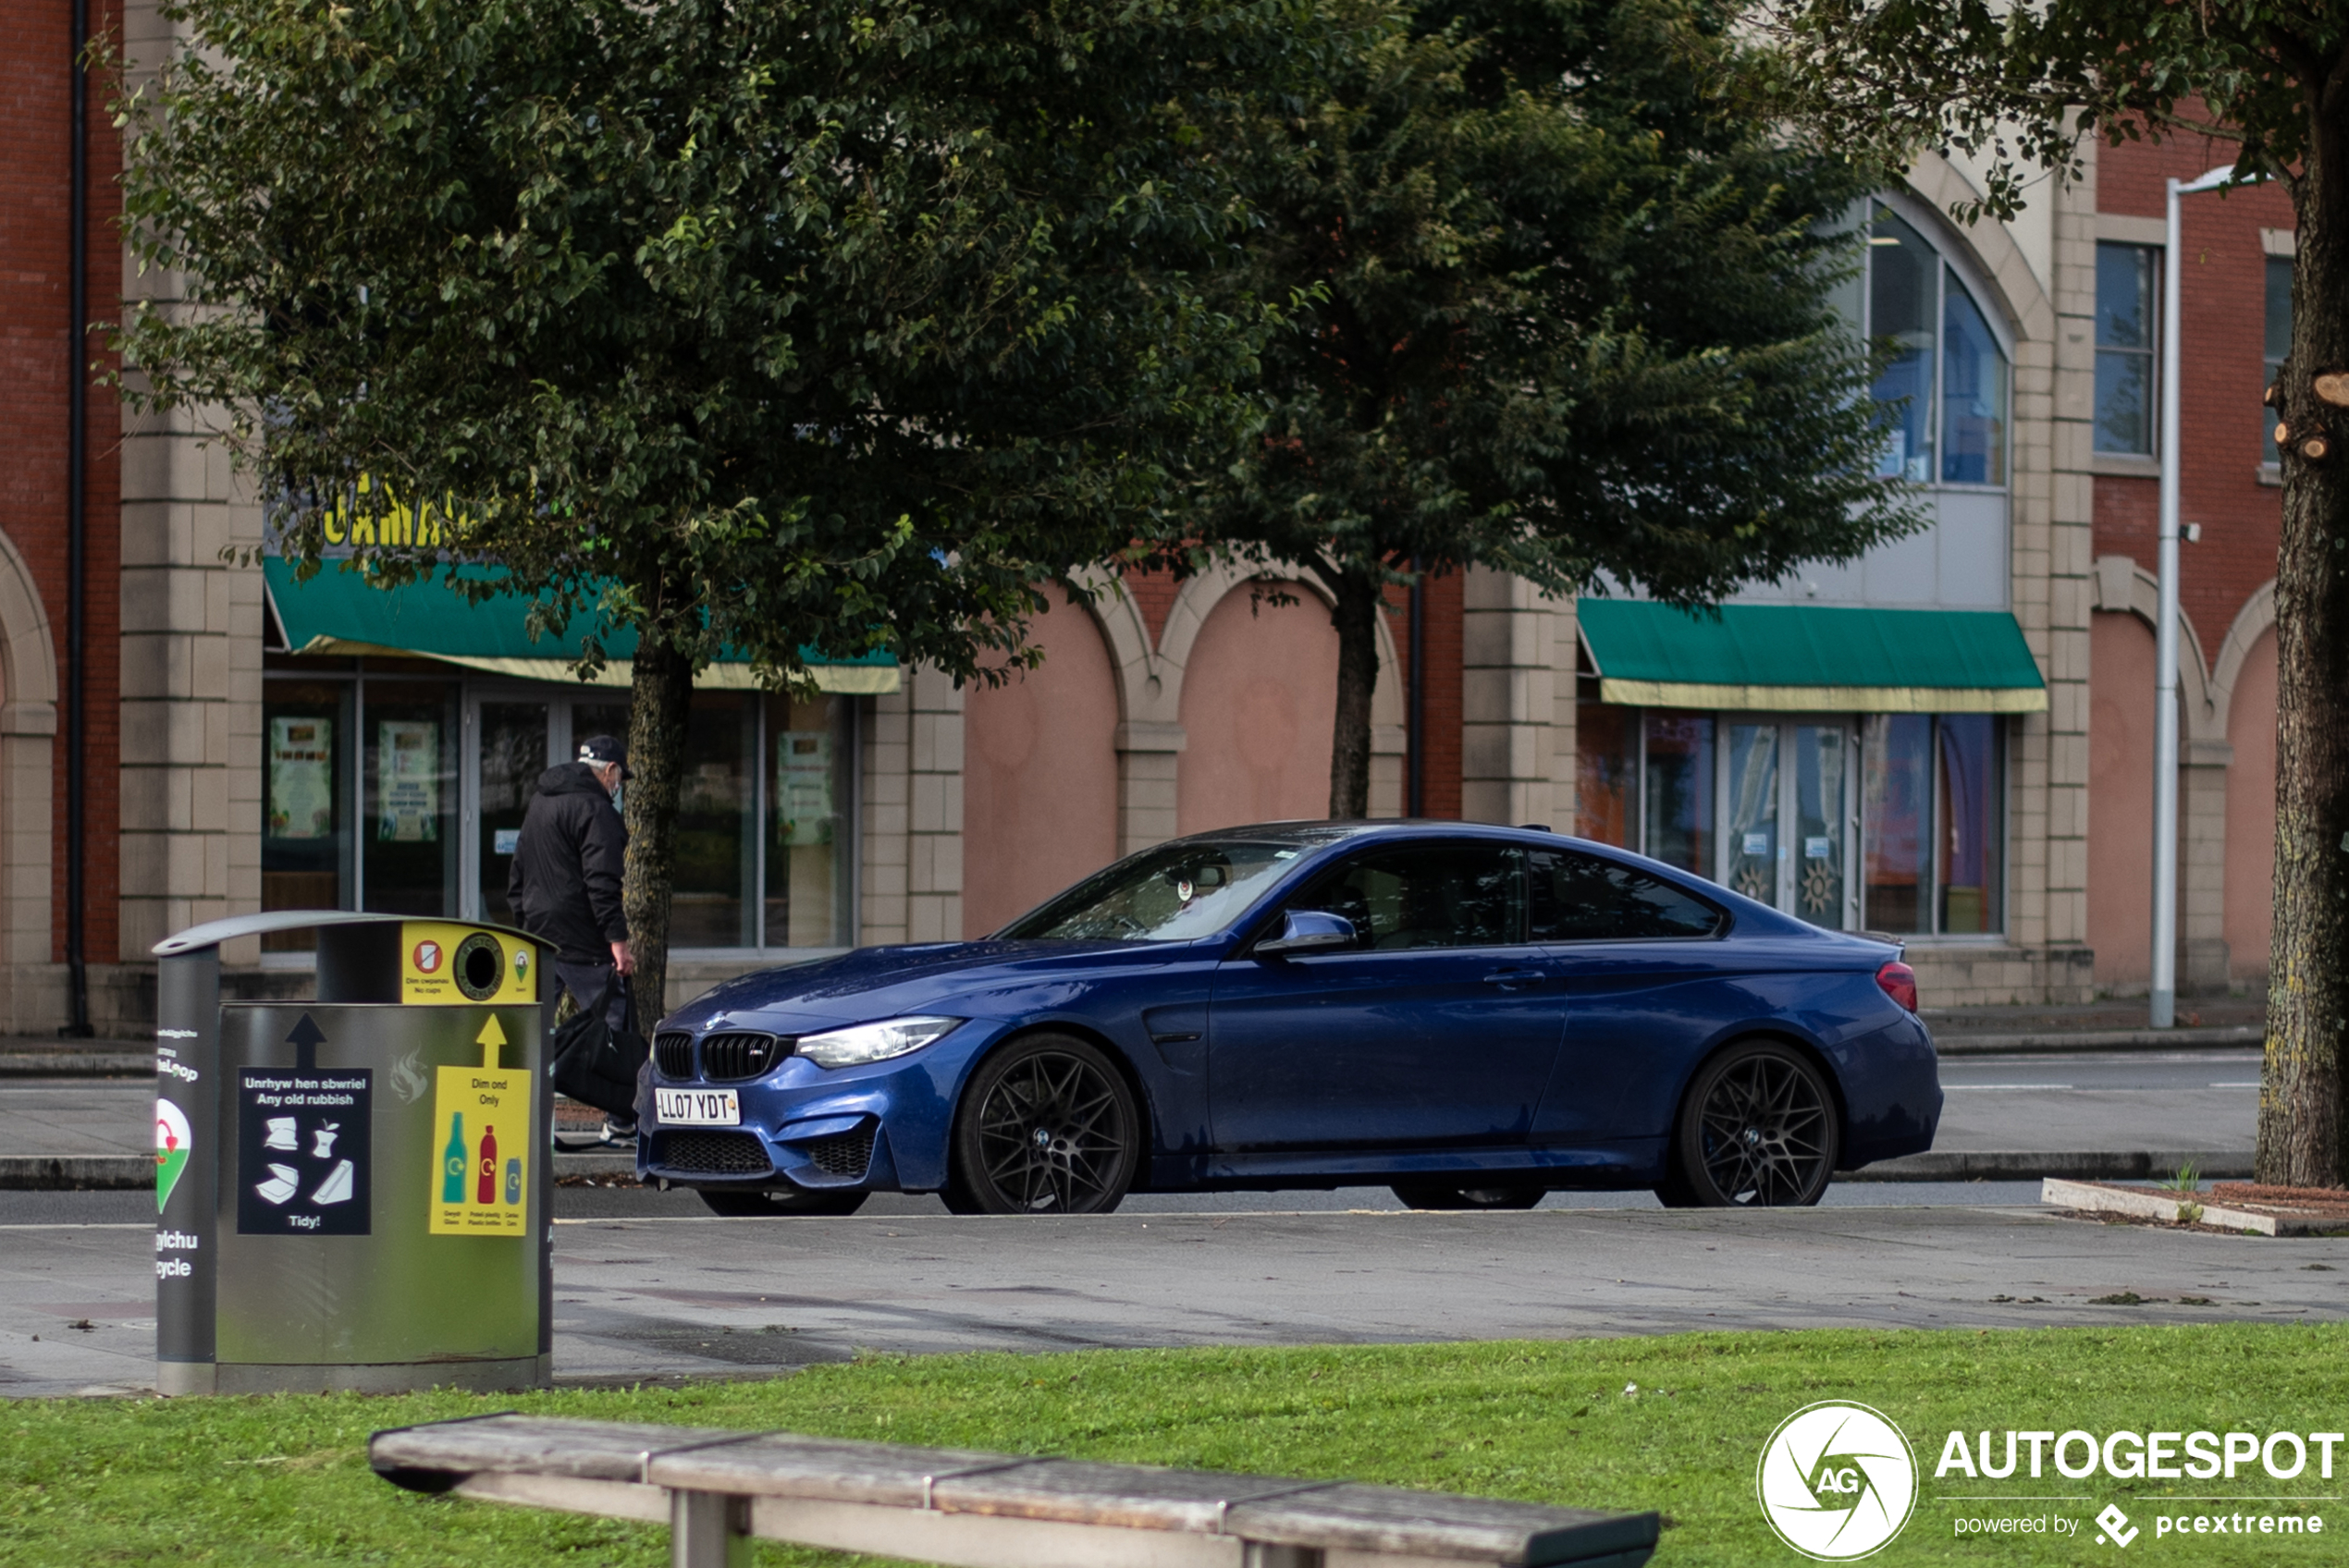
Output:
top-left (155, 1099), bottom-right (191, 1213)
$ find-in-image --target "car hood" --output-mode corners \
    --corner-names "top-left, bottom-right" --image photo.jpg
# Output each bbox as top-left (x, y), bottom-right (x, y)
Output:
top-left (658, 939), bottom-right (1187, 1035)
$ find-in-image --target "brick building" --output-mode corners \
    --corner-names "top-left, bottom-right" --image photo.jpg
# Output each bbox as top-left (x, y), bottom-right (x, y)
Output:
top-left (0, 0), bottom-right (2291, 1027)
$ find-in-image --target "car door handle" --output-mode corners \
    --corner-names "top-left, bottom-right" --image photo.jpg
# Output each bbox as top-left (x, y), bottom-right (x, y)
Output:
top-left (1482, 967), bottom-right (1547, 989)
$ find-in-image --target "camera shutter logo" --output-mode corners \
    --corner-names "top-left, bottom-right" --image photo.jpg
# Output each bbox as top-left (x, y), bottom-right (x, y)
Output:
top-left (1756, 1401), bottom-right (1918, 1560)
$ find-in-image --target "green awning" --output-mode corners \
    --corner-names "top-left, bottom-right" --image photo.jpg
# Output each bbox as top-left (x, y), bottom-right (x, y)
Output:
top-left (264, 558), bottom-right (901, 694)
top-left (1577, 600), bottom-right (2047, 714)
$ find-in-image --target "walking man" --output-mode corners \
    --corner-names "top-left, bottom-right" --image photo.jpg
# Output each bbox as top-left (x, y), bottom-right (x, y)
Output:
top-left (510, 735), bottom-right (636, 1105)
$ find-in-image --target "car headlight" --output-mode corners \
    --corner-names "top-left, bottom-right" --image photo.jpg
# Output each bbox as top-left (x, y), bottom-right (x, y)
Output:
top-left (795, 1015), bottom-right (964, 1069)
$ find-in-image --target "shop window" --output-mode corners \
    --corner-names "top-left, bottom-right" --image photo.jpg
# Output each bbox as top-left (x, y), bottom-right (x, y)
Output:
top-left (476, 702), bottom-right (548, 928)
top-left (363, 681), bottom-right (460, 917)
top-left (1862, 715), bottom-right (1932, 933)
top-left (1574, 698), bottom-right (1636, 846)
top-left (766, 693), bottom-right (855, 948)
top-left (262, 682), bottom-right (353, 949)
top-left (670, 694), bottom-right (757, 948)
top-left (2094, 243), bottom-right (2158, 455)
top-left (1575, 702), bottom-right (2003, 936)
top-left (1860, 712), bottom-right (2003, 935)
top-left (1641, 713), bottom-right (1714, 876)
top-left (264, 670), bottom-right (857, 956)
top-left (1937, 715), bottom-right (2001, 933)
top-left (2267, 255), bottom-right (2292, 467)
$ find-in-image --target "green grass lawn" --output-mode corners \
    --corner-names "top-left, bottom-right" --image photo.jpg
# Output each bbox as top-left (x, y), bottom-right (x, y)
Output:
top-left (5, 1325), bottom-right (2345, 1565)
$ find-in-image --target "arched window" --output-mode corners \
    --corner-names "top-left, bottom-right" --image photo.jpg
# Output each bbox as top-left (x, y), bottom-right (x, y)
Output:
top-left (1849, 206), bottom-right (2011, 490)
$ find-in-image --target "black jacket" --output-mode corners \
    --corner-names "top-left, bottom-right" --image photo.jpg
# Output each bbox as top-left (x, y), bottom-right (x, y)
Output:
top-left (508, 763), bottom-right (628, 964)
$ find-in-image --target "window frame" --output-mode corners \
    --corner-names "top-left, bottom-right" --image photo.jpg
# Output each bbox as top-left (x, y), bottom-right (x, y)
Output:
top-left (2265, 254), bottom-right (2293, 478)
top-left (2092, 241), bottom-right (2161, 458)
top-left (1849, 193), bottom-right (2017, 495)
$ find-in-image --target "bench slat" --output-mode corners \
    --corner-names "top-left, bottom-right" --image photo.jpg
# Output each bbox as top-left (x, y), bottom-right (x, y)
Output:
top-left (646, 1432), bottom-right (1031, 1506)
top-left (928, 1458), bottom-right (1334, 1533)
top-left (1225, 1484), bottom-right (1655, 1567)
top-left (372, 1415), bottom-right (758, 1485)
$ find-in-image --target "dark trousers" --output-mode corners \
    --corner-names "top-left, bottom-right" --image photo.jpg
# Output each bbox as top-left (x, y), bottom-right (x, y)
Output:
top-left (551, 959), bottom-right (632, 1034)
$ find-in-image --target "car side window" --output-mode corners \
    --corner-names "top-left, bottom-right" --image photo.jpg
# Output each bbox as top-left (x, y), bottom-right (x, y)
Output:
top-left (1291, 844), bottom-right (1522, 949)
top-left (1528, 850), bottom-right (1724, 940)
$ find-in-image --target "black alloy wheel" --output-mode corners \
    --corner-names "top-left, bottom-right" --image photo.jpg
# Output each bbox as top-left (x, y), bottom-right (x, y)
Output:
top-left (698, 1186), bottom-right (869, 1218)
top-left (1390, 1183), bottom-right (1544, 1210)
top-left (944, 1035), bottom-right (1139, 1215)
top-left (1663, 1041), bottom-right (1839, 1207)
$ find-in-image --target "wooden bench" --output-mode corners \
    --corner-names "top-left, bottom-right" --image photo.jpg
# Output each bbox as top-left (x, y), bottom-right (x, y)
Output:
top-left (370, 1415), bottom-right (1659, 1568)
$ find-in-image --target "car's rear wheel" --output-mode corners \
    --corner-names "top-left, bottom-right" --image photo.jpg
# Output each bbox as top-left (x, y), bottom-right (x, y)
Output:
top-left (1390, 1182), bottom-right (1544, 1210)
top-left (1668, 1041), bottom-right (1839, 1207)
top-left (697, 1187), bottom-right (868, 1218)
top-left (944, 1035), bottom-right (1139, 1215)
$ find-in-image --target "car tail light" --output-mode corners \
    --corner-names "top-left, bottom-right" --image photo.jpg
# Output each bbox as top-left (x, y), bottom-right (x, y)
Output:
top-left (1876, 960), bottom-right (1918, 1013)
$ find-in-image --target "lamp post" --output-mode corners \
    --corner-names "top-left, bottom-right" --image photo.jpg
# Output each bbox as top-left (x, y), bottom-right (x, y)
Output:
top-left (2150, 164), bottom-right (2235, 1029)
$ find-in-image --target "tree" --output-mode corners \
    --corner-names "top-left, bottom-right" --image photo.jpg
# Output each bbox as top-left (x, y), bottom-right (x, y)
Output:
top-left (1186, 0), bottom-right (1916, 817)
top-left (117, 0), bottom-right (1289, 1022)
top-left (1756, 0), bottom-right (2349, 1185)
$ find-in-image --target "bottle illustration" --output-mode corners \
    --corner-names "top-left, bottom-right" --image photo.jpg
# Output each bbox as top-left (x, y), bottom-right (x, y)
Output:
top-left (504, 1157), bottom-right (522, 1206)
top-left (441, 1113), bottom-right (466, 1204)
top-left (476, 1124), bottom-right (498, 1205)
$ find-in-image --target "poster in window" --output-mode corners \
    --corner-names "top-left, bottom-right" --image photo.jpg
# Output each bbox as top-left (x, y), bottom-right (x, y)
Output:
top-left (267, 717), bottom-right (335, 839)
top-left (377, 720), bottom-right (440, 842)
top-left (778, 730), bottom-right (832, 846)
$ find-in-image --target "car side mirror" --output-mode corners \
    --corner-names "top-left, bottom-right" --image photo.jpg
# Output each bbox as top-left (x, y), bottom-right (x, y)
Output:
top-left (1257, 909), bottom-right (1358, 958)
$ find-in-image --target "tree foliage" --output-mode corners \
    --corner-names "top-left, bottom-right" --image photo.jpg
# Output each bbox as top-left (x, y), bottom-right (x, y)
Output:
top-left (1187, 0), bottom-right (1917, 815)
top-left (119, 0), bottom-right (1294, 1012)
top-left (1760, 0), bottom-right (2349, 1186)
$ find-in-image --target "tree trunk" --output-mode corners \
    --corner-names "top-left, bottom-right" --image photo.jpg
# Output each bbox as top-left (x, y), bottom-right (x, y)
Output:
top-left (1326, 569), bottom-right (1382, 819)
top-left (621, 633), bottom-right (695, 1036)
top-left (2258, 109), bottom-right (2349, 1189)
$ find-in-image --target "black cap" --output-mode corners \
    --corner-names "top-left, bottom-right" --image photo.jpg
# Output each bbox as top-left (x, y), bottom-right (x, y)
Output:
top-left (577, 735), bottom-right (631, 778)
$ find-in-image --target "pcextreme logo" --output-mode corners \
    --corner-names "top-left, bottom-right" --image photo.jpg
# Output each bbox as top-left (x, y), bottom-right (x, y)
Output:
top-left (1758, 1402), bottom-right (1920, 1561)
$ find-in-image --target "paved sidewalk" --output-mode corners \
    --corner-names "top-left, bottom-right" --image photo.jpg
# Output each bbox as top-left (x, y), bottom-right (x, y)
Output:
top-left (4, 1202), bottom-right (2341, 1398)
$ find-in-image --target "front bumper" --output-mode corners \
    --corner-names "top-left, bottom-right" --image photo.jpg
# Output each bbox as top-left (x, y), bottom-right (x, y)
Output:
top-left (635, 1021), bottom-right (999, 1191)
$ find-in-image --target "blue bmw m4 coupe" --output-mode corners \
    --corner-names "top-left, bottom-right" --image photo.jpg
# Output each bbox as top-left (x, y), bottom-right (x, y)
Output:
top-left (639, 821), bottom-right (1941, 1216)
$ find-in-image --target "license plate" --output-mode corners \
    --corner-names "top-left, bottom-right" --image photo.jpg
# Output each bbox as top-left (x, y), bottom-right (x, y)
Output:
top-left (655, 1087), bottom-right (740, 1127)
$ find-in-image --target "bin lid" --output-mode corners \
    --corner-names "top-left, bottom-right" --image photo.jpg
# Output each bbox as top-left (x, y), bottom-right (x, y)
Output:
top-left (153, 910), bottom-right (542, 957)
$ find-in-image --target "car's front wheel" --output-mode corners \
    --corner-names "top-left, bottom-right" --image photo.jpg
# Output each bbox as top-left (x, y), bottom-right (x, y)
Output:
top-left (1663, 1041), bottom-right (1839, 1207)
top-left (1390, 1183), bottom-right (1544, 1210)
top-left (697, 1186), bottom-right (868, 1218)
top-left (943, 1034), bottom-right (1139, 1215)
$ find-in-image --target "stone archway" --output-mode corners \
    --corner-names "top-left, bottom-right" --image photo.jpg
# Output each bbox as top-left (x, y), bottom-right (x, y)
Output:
top-left (0, 527), bottom-right (59, 1028)
top-left (1161, 565), bottom-right (1406, 836)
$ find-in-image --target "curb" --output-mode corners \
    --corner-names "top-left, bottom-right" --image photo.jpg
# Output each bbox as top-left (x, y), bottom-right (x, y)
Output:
top-left (1842, 1150), bottom-right (2252, 1182)
top-left (1933, 1026), bottom-right (2262, 1056)
top-left (0, 1052), bottom-right (154, 1077)
top-left (0, 1156), bottom-right (156, 1189)
top-left (2041, 1177), bottom-right (2349, 1236)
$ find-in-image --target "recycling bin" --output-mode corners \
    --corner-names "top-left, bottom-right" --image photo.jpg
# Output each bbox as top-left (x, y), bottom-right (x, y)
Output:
top-left (152, 911), bottom-right (550, 1395)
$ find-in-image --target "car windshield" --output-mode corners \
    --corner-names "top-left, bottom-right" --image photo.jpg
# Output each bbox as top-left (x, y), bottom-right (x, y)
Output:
top-left (999, 839), bottom-right (1303, 942)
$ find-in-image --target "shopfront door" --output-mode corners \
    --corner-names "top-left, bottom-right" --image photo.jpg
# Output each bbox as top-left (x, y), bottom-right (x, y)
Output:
top-left (1718, 718), bottom-right (1857, 929)
top-left (462, 692), bottom-right (629, 927)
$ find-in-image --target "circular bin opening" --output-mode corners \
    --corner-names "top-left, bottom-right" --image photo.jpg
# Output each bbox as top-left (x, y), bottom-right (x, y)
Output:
top-left (455, 931), bottom-right (506, 1001)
